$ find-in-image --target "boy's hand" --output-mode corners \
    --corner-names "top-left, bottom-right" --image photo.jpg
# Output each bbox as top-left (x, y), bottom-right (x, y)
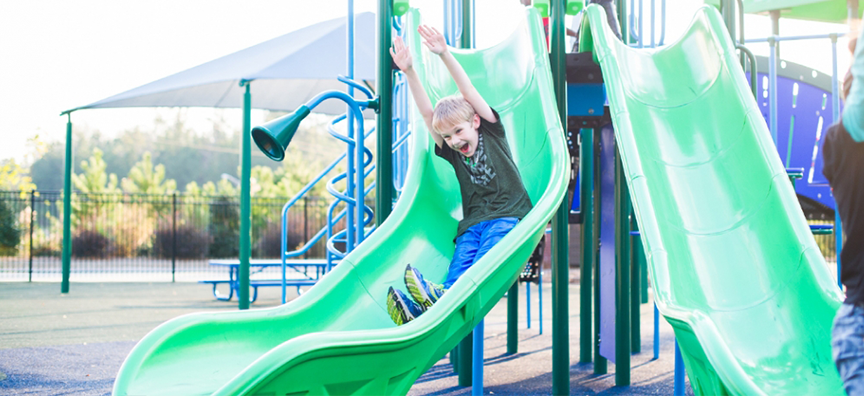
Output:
top-left (418, 25), bottom-right (448, 55)
top-left (390, 36), bottom-right (413, 72)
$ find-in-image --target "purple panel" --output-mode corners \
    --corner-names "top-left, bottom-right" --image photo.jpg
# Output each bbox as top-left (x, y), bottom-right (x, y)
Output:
top-left (599, 124), bottom-right (617, 363)
top-left (750, 71), bottom-right (836, 210)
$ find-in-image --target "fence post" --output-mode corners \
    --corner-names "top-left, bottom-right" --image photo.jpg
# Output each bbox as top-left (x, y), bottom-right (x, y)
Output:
top-left (29, 189), bottom-right (35, 282)
top-left (172, 192), bottom-right (177, 283)
top-left (303, 197), bottom-right (309, 243)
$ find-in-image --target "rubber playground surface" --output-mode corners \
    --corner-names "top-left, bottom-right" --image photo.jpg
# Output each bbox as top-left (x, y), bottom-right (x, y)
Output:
top-left (0, 273), bottom-right (691, 395)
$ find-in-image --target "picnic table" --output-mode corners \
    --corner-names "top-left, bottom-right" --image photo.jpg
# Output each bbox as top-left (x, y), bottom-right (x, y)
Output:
top-left (200, 259), bottom-right (329, 303)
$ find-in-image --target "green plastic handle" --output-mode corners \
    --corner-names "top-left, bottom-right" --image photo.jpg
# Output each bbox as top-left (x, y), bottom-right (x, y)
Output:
top-left (394, 0), bottom-right (409, 17)
top-left (533, 0), bottom-right (549, 18)
top-left (567, 0), bottom-right (584, 15)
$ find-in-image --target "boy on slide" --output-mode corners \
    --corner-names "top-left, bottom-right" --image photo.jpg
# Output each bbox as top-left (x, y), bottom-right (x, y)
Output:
top-left (386, 26), bottom-right (533, 325)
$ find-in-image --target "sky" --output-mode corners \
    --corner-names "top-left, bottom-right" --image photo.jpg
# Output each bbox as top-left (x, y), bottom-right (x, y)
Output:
top-left (0, 0), bottom-right (854, 166)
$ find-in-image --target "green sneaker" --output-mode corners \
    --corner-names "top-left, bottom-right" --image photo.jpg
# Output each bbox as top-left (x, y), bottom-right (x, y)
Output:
top-left (386, 286), bottom-right (424, 325)
top-left (404, 264), bottom-right (446, 310)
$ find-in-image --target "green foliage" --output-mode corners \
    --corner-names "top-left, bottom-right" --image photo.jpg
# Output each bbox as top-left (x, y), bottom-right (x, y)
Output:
top-left (30, 110), bottom-right (343, 192)
top-left (121, 152), bottom-right (177, 194)
top-left (72, 148), bottom-right (119, 194)
top-left (0, 199), bottom-right (20, 256)
top-left (153, 223), bottom-right (210, 259)
top-left (208, 196), bottom-right (239, 258)
top-left (17, 109), bottom-right (365, 261)
top-left (0, 159), bottom-right (37, 197)
top-left (71, 229), bottom-right (110, 258)
top-left (201, 179), bottom-right (237, 197)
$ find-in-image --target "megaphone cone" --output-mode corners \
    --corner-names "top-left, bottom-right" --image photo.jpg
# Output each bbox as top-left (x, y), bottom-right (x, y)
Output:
top-left (251, 105), bottom-right (311, 161)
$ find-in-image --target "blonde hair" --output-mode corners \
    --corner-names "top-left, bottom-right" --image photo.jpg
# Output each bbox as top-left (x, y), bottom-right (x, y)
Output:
top-left (432, 94), bottom-right (475, 133)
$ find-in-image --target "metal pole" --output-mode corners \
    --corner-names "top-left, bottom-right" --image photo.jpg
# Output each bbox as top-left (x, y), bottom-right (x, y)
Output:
top-left (472, 319), bottom-right (484, 396)
top-left (377, 0), bottom-right (394, 226)
top-left (630, 207), bottom-right (640, 354)
top-left (551, 1), bottom-right (570, 394)
top-left (172, 192), bottom-right (177, 283)
top-left (653, 303), bottom-right (659, 360)
top-left (770, 10), bottom-right (780, 59)
top-left (458, 1), bottom-right (475, 387)
top-left (650, 0), bottom-right (656, 47)
top-left (508, 281), bottom-right (518, 354)
top-left (674, 340), bottom-right (685, 395)
top-left (461, 0), bottom-right (473, 48)
top-left (239, 82), bottom-right (251, 310)
top-left (638, 0), bottom-right (644, 47)
top-left (614, 151), bottom-right (631, 386)
top-left (527, 282), bottom-right (532, 328)
top-left (618, 0), bottom-right (629, 44)
top-left (348, 0), bottom-right (360, 250)
top-left (303, 197), bottom-right (309, 242)
top-left (539, 267), bottom-right (543, 334)
top-left (29, 189), bottom-right (34, 282)
top-left (579, 127), bottom-right (594, 363)
top-left (458, 333), bottom-right (473, 386)
top-left (61, 112), bottom-right (72, 293)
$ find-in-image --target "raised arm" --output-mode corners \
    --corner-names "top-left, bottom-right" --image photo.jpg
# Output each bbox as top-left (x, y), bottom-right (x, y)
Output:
top-left (417, 25), bottom-right (497, 123)
top-left (390, 36), bottom-right (443, 147)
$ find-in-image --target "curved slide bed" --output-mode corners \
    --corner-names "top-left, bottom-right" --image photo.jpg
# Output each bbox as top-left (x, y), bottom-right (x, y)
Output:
top-left (112, 7), bottom-right (568, 396)
top-left (582, 4), bottom-right (844, 395)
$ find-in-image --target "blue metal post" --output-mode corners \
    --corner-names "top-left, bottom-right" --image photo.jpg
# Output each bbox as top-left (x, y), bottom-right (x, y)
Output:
top-left (472, 319), bottom-right (484, 396)
top-left (526, 282), bottom-right (532, 328)
top-left (653, 303), bottom-right (659, 360)
top-left (674, 340), bottom-right (685, 395)
top-left (539, 265), bottom-right (543, 334)
top-left (650, 0), bottom-right (655, 47)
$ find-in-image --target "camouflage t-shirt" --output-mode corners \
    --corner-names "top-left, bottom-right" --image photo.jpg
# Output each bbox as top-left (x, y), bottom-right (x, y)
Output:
top-left (435, 109), bottom-right (533, 237)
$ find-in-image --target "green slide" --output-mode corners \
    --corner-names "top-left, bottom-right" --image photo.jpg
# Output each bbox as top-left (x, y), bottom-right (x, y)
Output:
top-left (582, 4), bottom-right (844, 395)
top-left (112, 8), bottom-right (568, 396)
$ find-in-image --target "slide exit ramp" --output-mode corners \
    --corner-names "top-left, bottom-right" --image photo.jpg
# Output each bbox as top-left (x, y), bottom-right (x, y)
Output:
top-left (582, 4), bottom-right (844, 395)
top-left (112, 7), bottom-right (568, 396)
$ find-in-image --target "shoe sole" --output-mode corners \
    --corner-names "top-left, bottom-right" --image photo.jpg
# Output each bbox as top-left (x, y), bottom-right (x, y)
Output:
top-left (387, 287), bottom-right (416, 325)
top-left (405, 267), bottom-right (436, 310)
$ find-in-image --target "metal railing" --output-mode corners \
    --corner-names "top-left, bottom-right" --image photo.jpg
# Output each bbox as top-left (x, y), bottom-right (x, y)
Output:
top-left (0, 190), bottom-right (345, 282)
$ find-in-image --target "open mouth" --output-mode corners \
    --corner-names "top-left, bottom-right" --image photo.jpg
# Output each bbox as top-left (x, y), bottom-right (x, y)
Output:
top-left (459, 145), bottom-right (470, 155)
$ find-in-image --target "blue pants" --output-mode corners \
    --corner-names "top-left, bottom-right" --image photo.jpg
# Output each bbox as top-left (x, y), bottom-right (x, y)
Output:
top-left (833, 303), bottom-right (864, 396)
top-left (442, 217), bottom-right (519, 289)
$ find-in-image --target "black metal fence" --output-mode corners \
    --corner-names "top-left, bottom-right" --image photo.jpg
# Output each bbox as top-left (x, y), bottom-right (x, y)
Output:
top-left (0, 190), bottom-right (841, 282)
top-left (0, 190), bottom-right (334, 282)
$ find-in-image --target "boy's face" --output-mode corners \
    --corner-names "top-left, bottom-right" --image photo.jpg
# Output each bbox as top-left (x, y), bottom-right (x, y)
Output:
top-left (439, 114), bottom-right (481, 157)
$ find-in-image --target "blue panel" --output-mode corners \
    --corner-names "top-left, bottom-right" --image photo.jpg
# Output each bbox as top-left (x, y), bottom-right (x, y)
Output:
top-left (750, 72), bottom-right (836, 210)
top-left (571, 173), bottom-right (581, 211)
top-left (599, 124), bottom-right (616, 363)
top-left (567, 83), bottom-right (606, 116)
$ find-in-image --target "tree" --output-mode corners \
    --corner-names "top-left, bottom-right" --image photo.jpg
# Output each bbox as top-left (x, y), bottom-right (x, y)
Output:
top-left (72, 148), bottom-right (119, 194)
top-left (0, 159), bottom-right (37, 195)
top-left (0, 198), bottom-right (19, 256)
top-left (121, 152), bottom-right (177, 194)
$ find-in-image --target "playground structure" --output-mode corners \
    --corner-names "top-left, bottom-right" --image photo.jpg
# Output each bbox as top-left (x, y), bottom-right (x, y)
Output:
top-left (42, 0), bottom-right (857, 395)
top-left (112, 6), bottom-right (568, 395)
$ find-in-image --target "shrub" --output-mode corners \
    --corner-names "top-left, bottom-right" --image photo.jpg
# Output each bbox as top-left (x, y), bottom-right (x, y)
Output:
top-left (0, 199), bottom-right (20, 256)
top-left (72, 229), bottom-right (110, 258)
top-left (153, 222), bottom-right (210, 259)
top-left (208, 196), bottom-right (239, 258)
top-left (254, 222), bottom-right (305, 258)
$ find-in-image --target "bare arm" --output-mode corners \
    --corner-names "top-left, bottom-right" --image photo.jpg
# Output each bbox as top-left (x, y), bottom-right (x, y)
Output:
top-left (391, 36), bottom-right (443, 147)
top-left (418, 25), bottom-right (497, 123)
